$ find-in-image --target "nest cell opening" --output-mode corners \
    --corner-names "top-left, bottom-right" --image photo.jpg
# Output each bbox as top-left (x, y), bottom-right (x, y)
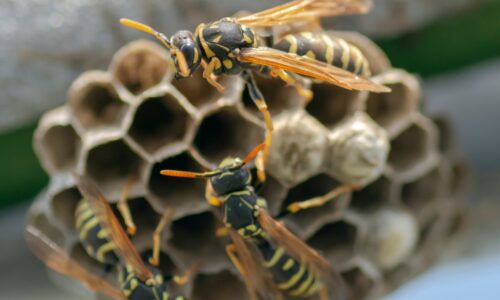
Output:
top-left (341, 267), bottom-right (375, 300)
top-left (366, 82), bottom-right (414, 132)
top-left (114, 46), bottom-right (170, 95)
top-left (40, 125), bottom-right (80, 172)
top-left (388, 123), bottom-right (431, 174)
top-left (71, 82), bottom-right (128, 130)
top-left (306, 83), bottom-right (359, 127)
top-left (194, 107), bottom-right (262, 164)
top-left (307, 220), bottom-right (357, 263)
top-left (401, 167), bottom-right (442, 213)
top-left (129, 95), bottom-right (192, 154)
top-left (85, 140), bottom-right (144, 196)
top-left (168, 212), bottom-right (218, 254)
top-left (242, 73), bottom-right (302, 116)
top-left (351, 177), bottom-right (392, 212)
top-left (30, 213), bottom-right (65, 247)
top-left (148, 152), bottom-right (205, 209)
top-left (192, 271), bottom-right (249, 300)
top-left (172, 68), bottom-right (226, 108)
top-left (51, 187), bottom-right (82, 230)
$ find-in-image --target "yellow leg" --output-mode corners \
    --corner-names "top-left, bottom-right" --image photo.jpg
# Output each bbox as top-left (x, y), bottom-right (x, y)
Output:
top-left (117, 175), bottom-right (137, 236)
top-left (202, 58), bottom-right (225, 92)
top-left (149, 207), bottom-right (173, 266)
top-left (226, 244), bottom-right (259, 300)
top-left (271, 69), bottom-right (313, 102)
top-left (173, 262), bottom-right (200, 286)
top-left (205, 182), bottom-right (223, 207)
top-left (287, 184), bottom-right (358, 214)
top-left (319, 286), bottom-right (329, 300)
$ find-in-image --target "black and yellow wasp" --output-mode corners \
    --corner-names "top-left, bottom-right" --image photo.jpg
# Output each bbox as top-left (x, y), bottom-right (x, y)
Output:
top-left (120, 0), bottom-right (390, 183)
top-left (26, 175), bottom-right (196, 300)
top-left (160, 144), bottom-right (348, 300)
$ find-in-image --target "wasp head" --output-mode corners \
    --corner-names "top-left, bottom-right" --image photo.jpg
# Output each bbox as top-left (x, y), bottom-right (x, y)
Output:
top-left (170, 30), bottom-right (202, 79)
top-left (210, 157), bottom-right (251, 195)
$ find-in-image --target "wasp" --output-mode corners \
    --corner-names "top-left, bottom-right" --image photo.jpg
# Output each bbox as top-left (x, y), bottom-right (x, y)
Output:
top-left (160, 144), bottom-right (348, 300)
top-left (120, 0), bottom-right (390, 184)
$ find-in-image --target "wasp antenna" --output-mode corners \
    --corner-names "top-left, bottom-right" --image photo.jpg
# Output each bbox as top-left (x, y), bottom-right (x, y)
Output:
top-left (120, 18), bottom-right (171, 49)
top-left (243, 143), bottom-right (266, 165)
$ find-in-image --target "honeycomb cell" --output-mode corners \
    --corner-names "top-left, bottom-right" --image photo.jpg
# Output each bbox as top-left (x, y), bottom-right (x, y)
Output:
top-left (85, 139), bottom-right (144, 198)
top-left (173, 68), bottom-right (235, 108)
top-left (365, 70), bottom-right (420, 137)
top-left (401, 167), bottom-right (443, 219)
top-left (387, 121), bottom-right (434, 177)
top-left (110, 40), bottom-right (171, 95)
top-left (362, 208), bottom-right (418, 271)
top-left (351, 176), bottom-right (393, 212)
top-left (51, 187), bottom-right (81, 230)
top-left (307, 220), bottom-right (358, 264)
top-left (30, 213), bottom-right (66, 247)
top-left (168, 212), bottom-right (226, 272)
top-left (241, 73), bottom-right (304, 116)
top-left (38, 124), bottom-right (80, 173)
top-left (341, 265), bottom-right (377, 300)
top-left (281, 174), bottom-right (350, 238)
top-left (432, 115), bottom-right (455, 155)
top-left (128, 94), bottom-right (193, 155)
top-left (194, 106), bottom-right (262, 165)
top-left (306, 83), bottom-right (364, 128)
top-left (268, 111), bottom-right (329, 186)
top-left (192, 270), bottom-right (249, 300)
top-left (148, 152), bottom-right (207, 216)
top-left (69, 72), bottom-right (129, 130)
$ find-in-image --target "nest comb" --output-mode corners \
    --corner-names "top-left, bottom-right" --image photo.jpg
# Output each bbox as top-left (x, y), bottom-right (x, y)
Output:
top-left (31, 31), bottom-right (468, 300)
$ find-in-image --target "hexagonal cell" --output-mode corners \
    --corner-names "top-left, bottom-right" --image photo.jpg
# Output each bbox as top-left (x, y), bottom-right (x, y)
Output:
top-left (341, 266), bottom-right (376, 300)
top-left (194, 106), bottom-right (262, 165)
top-left (85, 139), bottom-right (144, 197)
top-left (173, 68), bottom-right (233, 108)
top-left (401, 167), bottom-right (443, 218)
top-left (388, 122), bottom-right (432, 175)
top-left (365, 70), bottom-right (420, 136)
top-left (281, 174), bottom-right (351, 238)
top-left (168, 212), bottom-right (226, 272)
top-left (128, 94), bottom-right (193, 154)
top-left (192, 270), bottom-right (249, 300)
top-left (30, 213), bottom-right (66, 247)
top-left (241, 73), bottom-right (303, 116)
top-left (307, 220), bottom-right (357, 264)
top-left (306, 83), bottom-right (364, 128)
top-left (51, 187), bottom-right (81, 230)
top-left (351, 176), bottom-right (392, 212)
top-left (38, 124), bottom-right (80, 173)
top-left (110, 40), bottom-right (171, 95)
top-left (148, 152), bottom-right (207, 216)
top-left (69, 72), bottom-right (129, 130)
top-left (432, 115), bottom-right (455, 155)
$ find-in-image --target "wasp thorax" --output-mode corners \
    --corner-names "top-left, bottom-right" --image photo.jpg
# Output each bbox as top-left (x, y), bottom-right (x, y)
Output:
top-left (170, 30), bottom-right (202, 79)
top-left (211, 159), bottom-right (251, 195)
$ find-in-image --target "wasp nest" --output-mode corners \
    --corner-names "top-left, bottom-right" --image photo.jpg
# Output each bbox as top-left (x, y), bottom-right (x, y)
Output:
top-left (31, 32), bottom-right (467, 300)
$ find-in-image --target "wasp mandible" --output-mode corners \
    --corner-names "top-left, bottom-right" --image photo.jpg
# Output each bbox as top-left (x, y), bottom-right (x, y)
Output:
top-left (120, 0), bottom-right (390, 184)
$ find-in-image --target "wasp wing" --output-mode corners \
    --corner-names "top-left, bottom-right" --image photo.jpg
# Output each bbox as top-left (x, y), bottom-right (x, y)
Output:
top-left (237, 0), bottom-right (372, 27)
top-left (238, 47), bottom-right (390, 93)
top-left (25, 225), bottom-right (126, 300)
top-left (73, 174), bottom-right (153, 281)
top-left (257, 209), bottom-right (349, 300)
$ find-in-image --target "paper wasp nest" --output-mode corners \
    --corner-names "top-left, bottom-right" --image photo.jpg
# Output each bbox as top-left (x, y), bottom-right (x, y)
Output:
top-left (31, 32), bottom-right (467, 300)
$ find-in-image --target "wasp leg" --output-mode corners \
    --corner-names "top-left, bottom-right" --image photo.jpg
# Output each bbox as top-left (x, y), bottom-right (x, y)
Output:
top-left (202, 58), bottom-right (225, 92)
top-left (242, 70), bottom-right (273, 183)
top-left (216, 226), bottom-right (230, 237)
top-left (117, 175), bottom-right (137, 236)
top-left (287, 184), bottom-right (358, 214)
top-left (226, 244), bottom-right (259, 300)
top-left (205, 182), bottom-right (223, 207)
top-left (173, 262), bottom-right (200, 286)
top-left (270, 69), bottom-right (313, 102)
top-left (319, 286), bottom-right (329, 300)
top-left (149, 207), bottom-right (173, 266)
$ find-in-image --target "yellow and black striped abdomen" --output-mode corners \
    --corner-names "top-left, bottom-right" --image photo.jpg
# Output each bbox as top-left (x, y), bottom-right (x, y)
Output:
top-left (75, 199), bottom-right (118, 265)
top-left (273, 32), bottom-right (370, 76)
top-left (256, 239), bottom-right (321, 297)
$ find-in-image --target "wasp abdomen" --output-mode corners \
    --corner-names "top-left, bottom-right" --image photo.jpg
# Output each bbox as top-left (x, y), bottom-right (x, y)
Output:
top-left (274, 32), bottom-right (370, 76)
top-left (75, 199), bottom-right (118, 265)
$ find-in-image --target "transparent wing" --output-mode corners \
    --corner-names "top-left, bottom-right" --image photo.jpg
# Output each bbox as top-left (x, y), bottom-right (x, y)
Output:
top-left (25, 225), bottom-right (126, 300)
top-left (258, 209), bottom-right (349, 300)
top-left (73, 174), bottom-right (153, 281)
top-left (237, 0), bottom-right (372, 27)
top-left (238, 47), bottom-right (390, 93)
